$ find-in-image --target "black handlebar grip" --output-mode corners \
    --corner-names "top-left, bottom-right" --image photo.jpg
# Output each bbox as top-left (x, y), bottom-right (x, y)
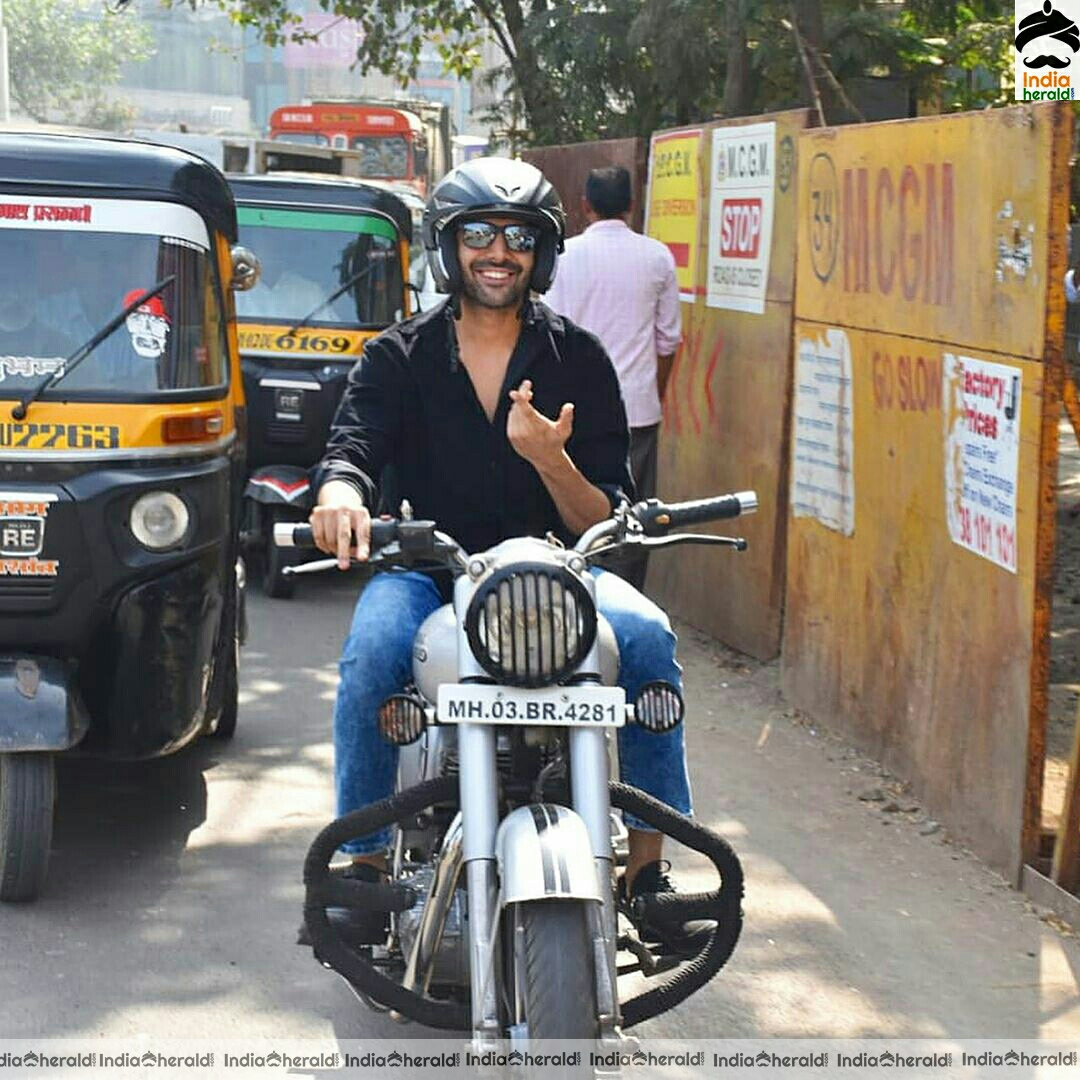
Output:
top-left (665, 490), bottom-right (759, 529)
top-left (272, 520), bottom-right (400, 551)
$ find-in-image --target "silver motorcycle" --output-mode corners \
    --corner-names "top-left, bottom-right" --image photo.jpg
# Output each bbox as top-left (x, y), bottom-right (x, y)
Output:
top-left (276, 491), bottom-right (754, 1053)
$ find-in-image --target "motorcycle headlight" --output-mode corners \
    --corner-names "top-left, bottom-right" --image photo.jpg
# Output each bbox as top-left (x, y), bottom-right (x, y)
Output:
top-left (465, 563), bottom-right (597, 688)
top-left (129, 491), bottom-right (190, 550)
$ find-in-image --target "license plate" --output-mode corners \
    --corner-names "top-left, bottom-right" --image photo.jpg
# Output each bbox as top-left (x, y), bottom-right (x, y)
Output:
top-left (437, 684), bottom-right (625, 727)
top-left (274, 387), bottom-right (303, 420)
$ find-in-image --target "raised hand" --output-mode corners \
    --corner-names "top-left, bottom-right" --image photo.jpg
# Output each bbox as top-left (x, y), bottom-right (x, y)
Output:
top-left (506, 379), bottom-right (574, 469)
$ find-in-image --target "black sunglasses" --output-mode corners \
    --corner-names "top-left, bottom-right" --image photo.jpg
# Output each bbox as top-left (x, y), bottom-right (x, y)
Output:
top-left (458, 221), bottom-right (541, 253)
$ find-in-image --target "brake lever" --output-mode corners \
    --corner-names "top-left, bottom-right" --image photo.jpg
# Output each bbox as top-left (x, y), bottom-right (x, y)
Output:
top-left (645, 533), bottom-right (747, 551)
top-left (282, 557), bottom-right (342, 576)
top-left (282, 530), bottom-right (469, 577)
top-left (581, 532), bottom-right (747, 565)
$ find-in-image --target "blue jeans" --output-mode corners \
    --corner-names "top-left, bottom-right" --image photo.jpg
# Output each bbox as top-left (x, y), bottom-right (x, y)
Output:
top-left (333, 568), bottom-right (693, 854)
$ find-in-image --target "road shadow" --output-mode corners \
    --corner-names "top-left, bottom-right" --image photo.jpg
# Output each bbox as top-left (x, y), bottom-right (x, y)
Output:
top-left (50, 744), bottom-right (211, 891)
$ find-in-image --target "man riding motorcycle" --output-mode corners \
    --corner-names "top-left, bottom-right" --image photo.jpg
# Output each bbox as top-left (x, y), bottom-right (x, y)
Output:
top-left (309, 157), bottom-right (712, 956)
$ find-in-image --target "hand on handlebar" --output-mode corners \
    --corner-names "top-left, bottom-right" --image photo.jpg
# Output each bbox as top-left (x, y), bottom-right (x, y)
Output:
top-left (311, 480), bottom-right (371, 568)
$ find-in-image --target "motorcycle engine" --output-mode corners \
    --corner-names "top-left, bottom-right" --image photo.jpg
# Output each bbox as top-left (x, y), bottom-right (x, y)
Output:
top-left (396, 867), bottom-right (470, 988)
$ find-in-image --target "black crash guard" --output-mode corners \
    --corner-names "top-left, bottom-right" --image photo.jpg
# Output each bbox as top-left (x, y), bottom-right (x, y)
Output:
top-left (302, 779), bottom-right (743, 1030)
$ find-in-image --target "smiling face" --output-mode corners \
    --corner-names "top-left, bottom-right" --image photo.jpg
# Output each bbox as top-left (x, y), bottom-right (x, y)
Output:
top-left (456, 215), bottom-right (537, 310)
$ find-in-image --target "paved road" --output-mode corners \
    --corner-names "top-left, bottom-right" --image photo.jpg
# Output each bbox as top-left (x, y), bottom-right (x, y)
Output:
top-left (0, 569), bottom-right (380, 1042)
top-left (0, 568), bottom-right (1078, 1044)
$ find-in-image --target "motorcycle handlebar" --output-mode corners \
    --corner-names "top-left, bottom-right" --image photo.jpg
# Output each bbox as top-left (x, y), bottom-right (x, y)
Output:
top-left (272, 520), bottom-right (400, 551)
top-left (667, 490), bottom-right (757, 525)
top-left (273, 489), bottom-right (759, 558)
top-left (634, 490), bottom-right (757, 536)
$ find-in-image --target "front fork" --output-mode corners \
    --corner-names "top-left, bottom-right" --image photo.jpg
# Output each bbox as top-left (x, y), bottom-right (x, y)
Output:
top-left (457, 720), bottom-right (502, 1041)
top-left (451, 574), bottom-right (622, 1046)
top-left (571, 725), bottom-right (622, 1042)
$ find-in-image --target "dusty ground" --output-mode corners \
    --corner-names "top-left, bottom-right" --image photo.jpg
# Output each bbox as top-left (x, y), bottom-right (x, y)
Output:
top-left (1048, 415), bottom-right (1080, 828)
top-left (657, 622), bottom-right (1080, 1038)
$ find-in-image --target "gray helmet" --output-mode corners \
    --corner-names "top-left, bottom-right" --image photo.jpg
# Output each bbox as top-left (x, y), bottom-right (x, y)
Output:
top-left (422, 157), bottom-right (566, 294)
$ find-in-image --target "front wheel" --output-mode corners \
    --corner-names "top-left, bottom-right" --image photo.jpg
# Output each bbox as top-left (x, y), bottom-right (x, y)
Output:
top-left (519, 900), bottom-right (599, 1043)
top-left (0, 753), bottom-right (55, 902)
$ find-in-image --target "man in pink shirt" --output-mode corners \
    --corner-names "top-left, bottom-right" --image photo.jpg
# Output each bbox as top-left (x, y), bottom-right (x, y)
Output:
top-left (545, 165), bottom-right (682, 589)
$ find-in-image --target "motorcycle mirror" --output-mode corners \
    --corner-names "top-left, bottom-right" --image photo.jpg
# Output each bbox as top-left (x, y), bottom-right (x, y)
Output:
top-left (229, 245), bottom-right (262, 292)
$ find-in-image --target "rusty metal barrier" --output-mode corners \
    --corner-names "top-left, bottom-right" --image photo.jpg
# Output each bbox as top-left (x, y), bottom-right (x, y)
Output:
top-left (782, 103), bottom-right (1072, 884)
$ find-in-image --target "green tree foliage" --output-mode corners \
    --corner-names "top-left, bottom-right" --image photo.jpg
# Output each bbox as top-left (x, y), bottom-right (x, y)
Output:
top-left (898, 1), bottom-right (1014, 110)
top-left (7, 0), bottom-right (154, 129)
top-left (190, 0), bottom-right (1018, 144)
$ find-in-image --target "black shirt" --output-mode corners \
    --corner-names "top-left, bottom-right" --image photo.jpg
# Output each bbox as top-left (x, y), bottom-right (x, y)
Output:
top-left (313, 299), bottom-right (634, 556)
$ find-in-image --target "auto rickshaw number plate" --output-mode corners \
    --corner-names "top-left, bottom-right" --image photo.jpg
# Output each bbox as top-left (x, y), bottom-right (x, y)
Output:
top-left (237, 326), bottom-right (366, 356)
top-left (0, 421), bottom-right (120, 451)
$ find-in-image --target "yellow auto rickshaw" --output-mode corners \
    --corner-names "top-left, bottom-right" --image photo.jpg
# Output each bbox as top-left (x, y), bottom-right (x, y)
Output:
top-left (0, 132), bottom-right (259, 901)
top-left (226, 173), bottom-right (412, 597)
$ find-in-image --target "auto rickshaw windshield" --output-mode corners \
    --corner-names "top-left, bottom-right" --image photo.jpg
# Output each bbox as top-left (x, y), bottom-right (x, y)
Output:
top-left (233, 205), bottom-right (404, 328)
top-left (0, 203), bottom-right (228, 399)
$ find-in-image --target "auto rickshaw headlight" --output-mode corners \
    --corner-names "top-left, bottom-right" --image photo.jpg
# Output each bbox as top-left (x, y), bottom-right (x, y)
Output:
top-left (130, 491), bottom-right (190, 550)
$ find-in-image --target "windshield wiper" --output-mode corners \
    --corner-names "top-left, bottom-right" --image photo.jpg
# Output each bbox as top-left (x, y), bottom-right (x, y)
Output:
top-left (11, 275), bottom-right (176, 421)
top-left (286, 263), bottom-right (378, 336)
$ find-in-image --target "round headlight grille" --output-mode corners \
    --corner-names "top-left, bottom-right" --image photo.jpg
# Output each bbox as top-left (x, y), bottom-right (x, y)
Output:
top-left (465, 563), bottom-right (596, 688)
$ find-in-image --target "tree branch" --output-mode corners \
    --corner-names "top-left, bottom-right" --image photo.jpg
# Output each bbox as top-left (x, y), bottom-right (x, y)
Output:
top-left (806, 37), bottom-right (865, 122)
top-left (474, 0), bottom-right (517, 64)
top-left (787, 9), bottom-right (827, 127)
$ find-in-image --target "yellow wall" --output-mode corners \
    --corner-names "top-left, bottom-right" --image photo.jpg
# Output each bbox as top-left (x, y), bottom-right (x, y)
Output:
top-left (783, 104), bottom-right (1071, 878)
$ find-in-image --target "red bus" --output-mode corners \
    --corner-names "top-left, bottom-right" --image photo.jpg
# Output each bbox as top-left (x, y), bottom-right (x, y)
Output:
top-left (268, 102), bottom-right (441, 195)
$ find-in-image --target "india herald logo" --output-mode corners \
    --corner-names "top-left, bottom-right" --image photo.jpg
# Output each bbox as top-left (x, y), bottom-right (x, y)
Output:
top-left (1015, 1), bottom-right (1080, 69)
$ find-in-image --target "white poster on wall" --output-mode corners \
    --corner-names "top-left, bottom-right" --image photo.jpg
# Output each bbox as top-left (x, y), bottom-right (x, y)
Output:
top-left (706, 121), bottom-right (776, 314)
top-left (791, 328), bottom-right (855, 535)
top-left (943, 353), bottom-right (1021, 573)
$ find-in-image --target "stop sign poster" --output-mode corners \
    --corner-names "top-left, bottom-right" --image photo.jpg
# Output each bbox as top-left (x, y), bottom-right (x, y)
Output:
top-left (706, 121), bottom-right (776, 314)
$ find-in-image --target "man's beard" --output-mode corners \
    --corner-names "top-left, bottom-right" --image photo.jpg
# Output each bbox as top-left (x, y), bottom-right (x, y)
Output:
top-left (460, 262), bottom-right (531, 309)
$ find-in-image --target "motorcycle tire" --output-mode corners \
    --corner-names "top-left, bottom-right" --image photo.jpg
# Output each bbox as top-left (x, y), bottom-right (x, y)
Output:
top-left (0, 753), bottom-right (55, 903)
top-left (519, 899), bottom-right (599, 1054)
